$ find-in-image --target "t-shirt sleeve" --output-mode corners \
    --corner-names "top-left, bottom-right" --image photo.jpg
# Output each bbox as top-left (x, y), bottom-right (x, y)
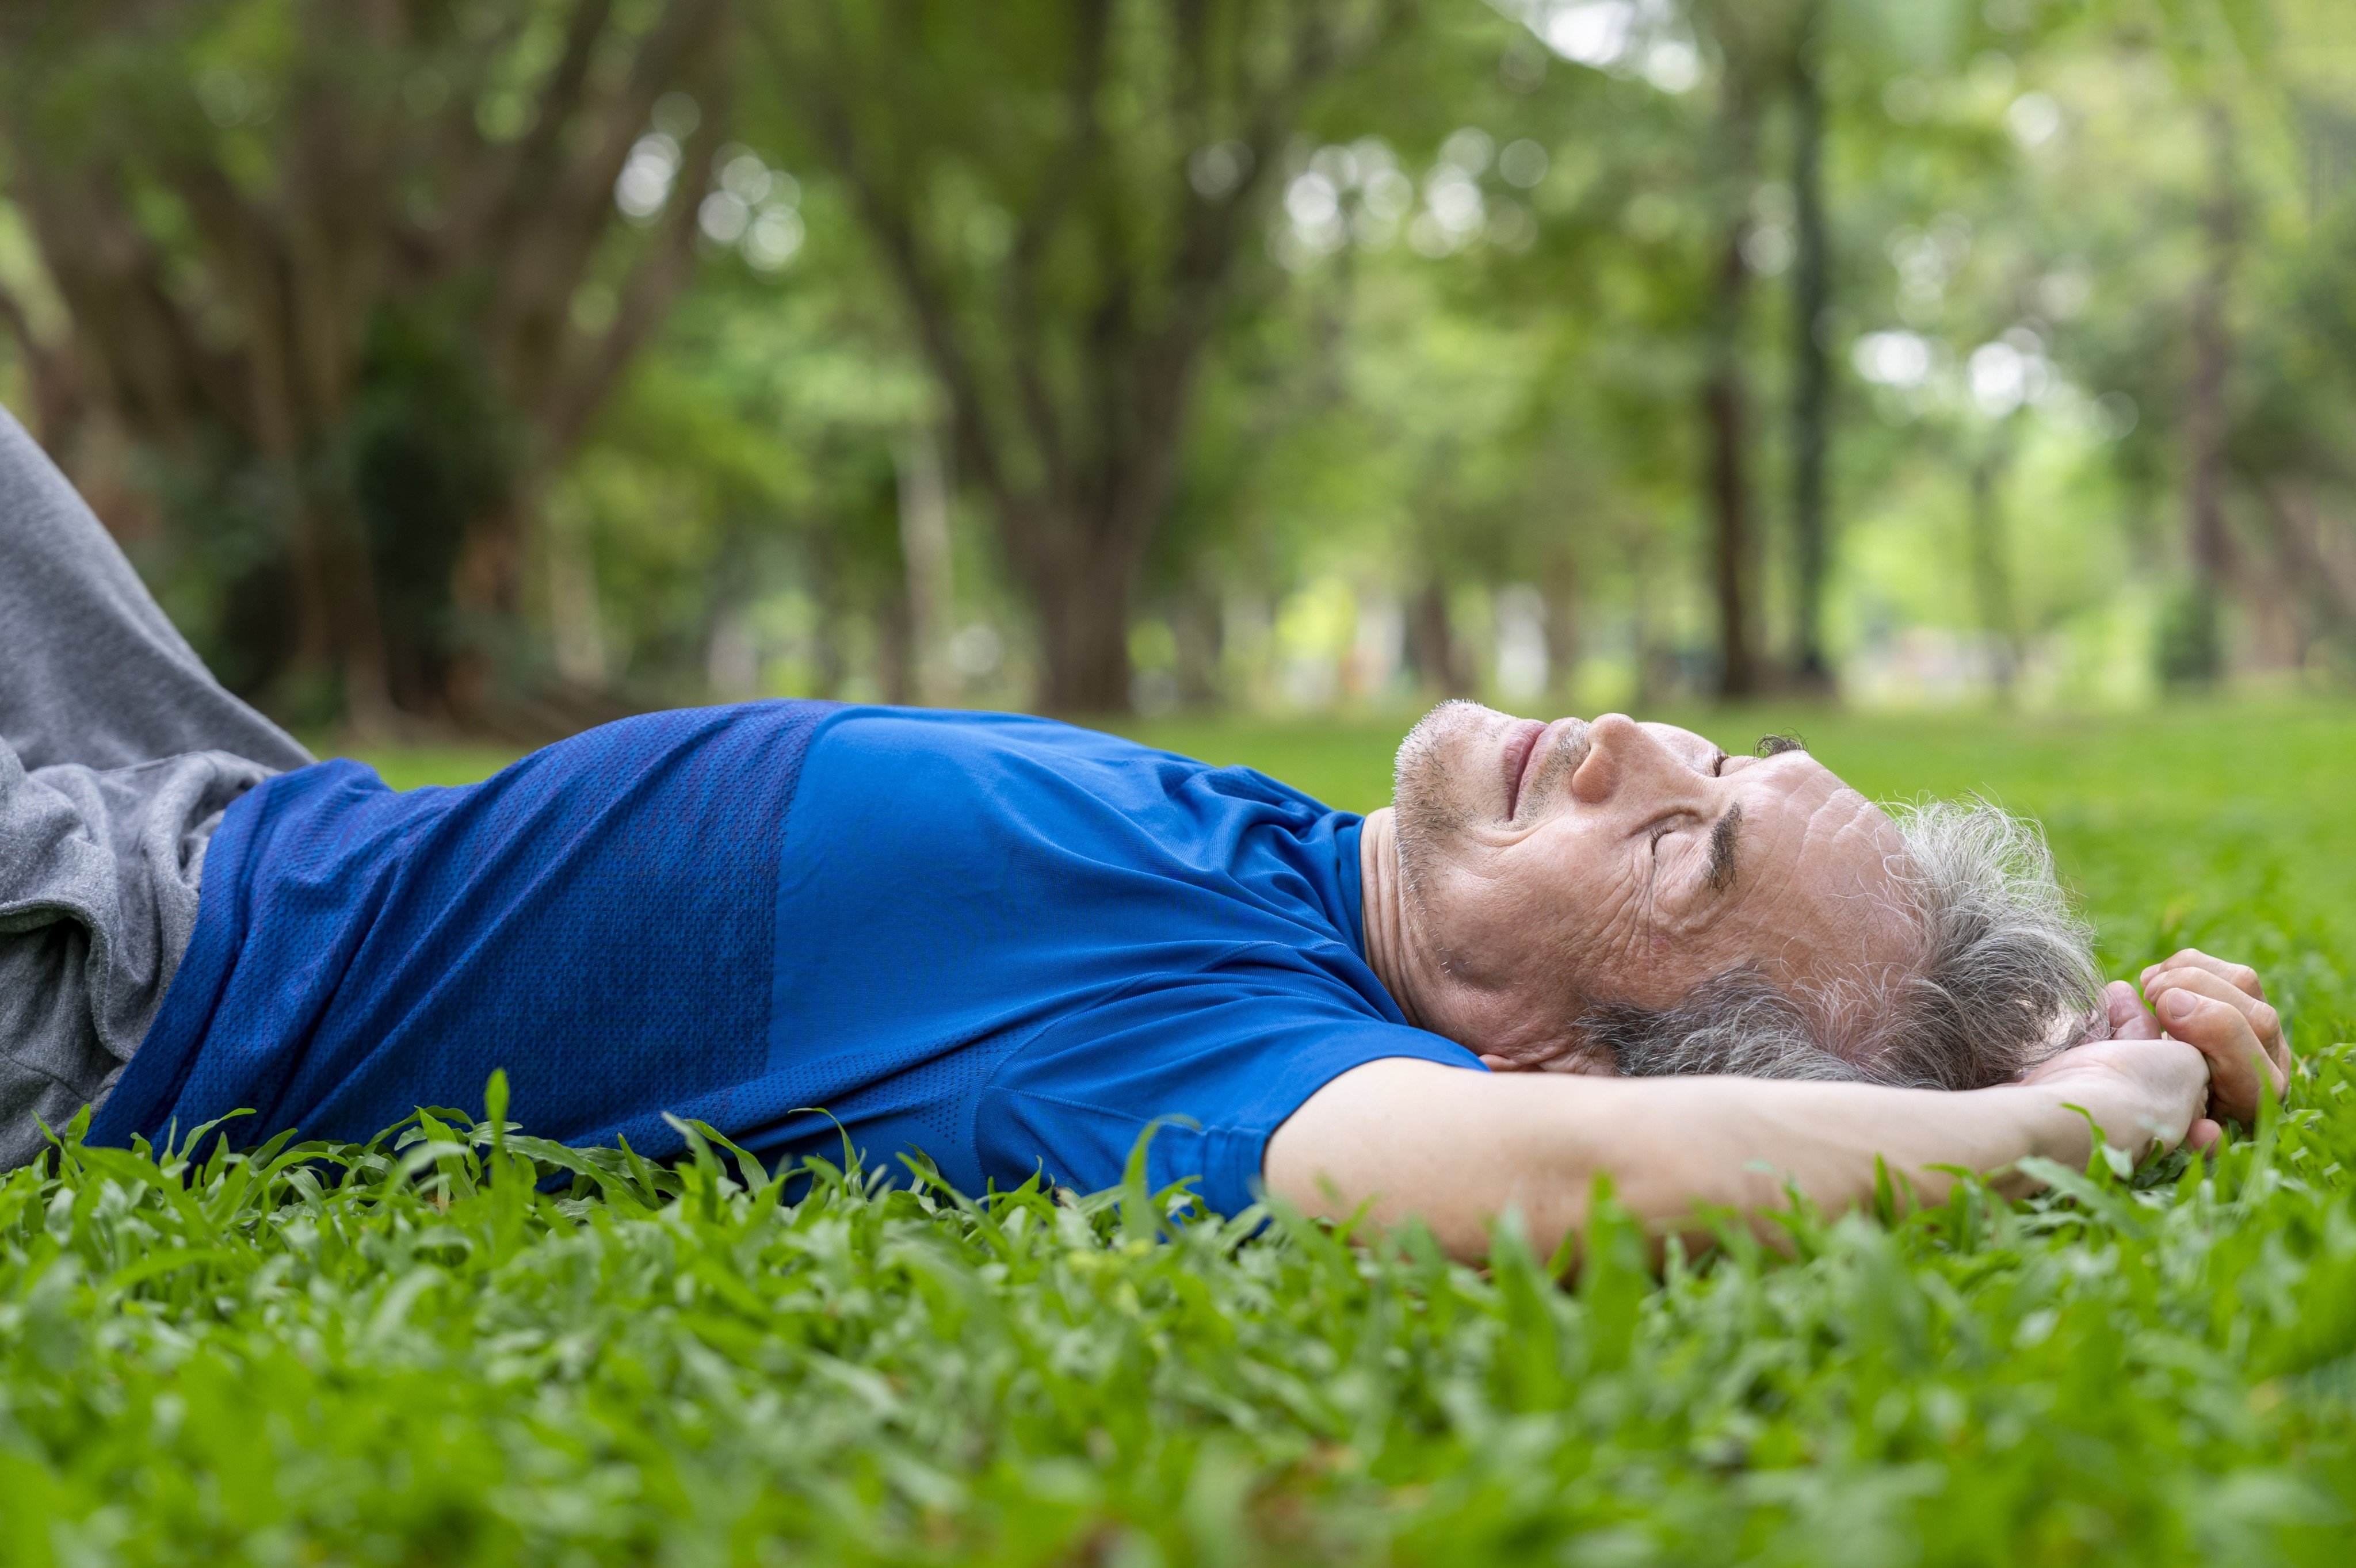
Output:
top-left (973, 959), bottom-right (1485, 1218)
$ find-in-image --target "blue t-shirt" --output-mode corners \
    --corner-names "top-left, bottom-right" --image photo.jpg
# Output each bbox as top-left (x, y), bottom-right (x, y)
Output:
top-left (92, 704), bottom-right (1481, 1214)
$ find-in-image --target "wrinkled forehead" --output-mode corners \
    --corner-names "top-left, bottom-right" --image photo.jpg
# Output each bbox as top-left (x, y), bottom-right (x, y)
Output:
top-left (1748, 770), bottom-right (1921, 973)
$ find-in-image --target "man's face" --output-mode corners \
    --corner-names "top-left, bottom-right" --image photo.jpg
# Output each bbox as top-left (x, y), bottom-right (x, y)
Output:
top-left (1389, 701), bottom-right (1916, 1067)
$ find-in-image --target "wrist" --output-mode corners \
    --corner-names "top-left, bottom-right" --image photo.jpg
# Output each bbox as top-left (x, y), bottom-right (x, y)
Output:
top-left (1977, 1081), bottom-right (2095, 1194)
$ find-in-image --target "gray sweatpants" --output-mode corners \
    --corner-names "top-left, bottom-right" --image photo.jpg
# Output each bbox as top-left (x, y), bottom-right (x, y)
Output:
top-left (0, 406), bottom-right (312, 1165)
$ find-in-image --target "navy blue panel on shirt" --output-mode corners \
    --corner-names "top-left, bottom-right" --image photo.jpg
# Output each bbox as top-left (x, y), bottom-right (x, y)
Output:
top-left (94, 704), bottom-right (1481, 1215)
top-left (92, 705), bottom-right (825, 1158)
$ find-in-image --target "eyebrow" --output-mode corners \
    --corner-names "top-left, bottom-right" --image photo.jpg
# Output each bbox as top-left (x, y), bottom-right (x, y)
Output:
top-left (1704, 802), bottom-right (1743, 893)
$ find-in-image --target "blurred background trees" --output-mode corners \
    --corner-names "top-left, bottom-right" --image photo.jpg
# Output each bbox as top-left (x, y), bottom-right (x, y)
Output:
top-left (0, 0), bottom-right (733, 728)
top-left (2, 0), bottom-right (2352, 729)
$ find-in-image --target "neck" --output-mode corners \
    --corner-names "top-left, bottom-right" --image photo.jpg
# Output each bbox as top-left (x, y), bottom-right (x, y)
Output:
top-left (1358, 808), bottom-right (1436, 1032)
top-left (1357, 808), bottom-right (1579, 1071)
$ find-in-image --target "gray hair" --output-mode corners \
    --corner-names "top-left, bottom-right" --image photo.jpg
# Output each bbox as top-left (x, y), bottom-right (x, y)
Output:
top-left (1584, 798), bottom-right (2106, 1091)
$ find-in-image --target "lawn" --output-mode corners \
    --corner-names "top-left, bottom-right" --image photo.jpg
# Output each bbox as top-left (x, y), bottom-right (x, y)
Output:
top-left (6, 702), bottom-right (2352, 1565)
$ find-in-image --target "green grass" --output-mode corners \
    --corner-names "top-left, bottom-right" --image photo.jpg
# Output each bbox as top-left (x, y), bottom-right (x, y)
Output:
top-left (35, 701), bottom-right (2335, 1565)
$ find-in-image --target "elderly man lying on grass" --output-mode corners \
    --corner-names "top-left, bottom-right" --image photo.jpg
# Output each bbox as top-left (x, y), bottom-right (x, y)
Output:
top-left (0, 408), bottom-right (2292, 1261)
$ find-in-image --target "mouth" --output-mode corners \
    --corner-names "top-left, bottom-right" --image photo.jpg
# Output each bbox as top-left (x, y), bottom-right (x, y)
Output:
top-left (1500, 718), bottom-right (1546, 819)
top-left (1504, 716), bottom-right (1588, 820)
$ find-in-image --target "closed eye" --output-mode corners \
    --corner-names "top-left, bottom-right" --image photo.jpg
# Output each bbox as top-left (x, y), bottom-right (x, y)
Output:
top-left (1648, 812), bottom-right (1701, 854)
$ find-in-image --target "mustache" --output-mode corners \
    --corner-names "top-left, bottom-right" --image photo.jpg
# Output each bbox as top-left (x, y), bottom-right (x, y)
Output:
top-left (1519, 718), bottom-right (1592, 813)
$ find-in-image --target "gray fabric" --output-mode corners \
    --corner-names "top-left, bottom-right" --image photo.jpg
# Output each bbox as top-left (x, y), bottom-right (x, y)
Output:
top-left (0, 406), bottom-right (311, 1165)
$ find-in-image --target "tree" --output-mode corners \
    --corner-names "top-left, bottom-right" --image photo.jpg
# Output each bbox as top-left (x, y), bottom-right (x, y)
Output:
top-left (0, 0), bottom-right (730, 725)
top-left (1784, 1), bottom-right (1835, 691)
top-left (1696, 35), bottom-right (1765, 699)
top-left (758, 0), bottom-right (1407, 713)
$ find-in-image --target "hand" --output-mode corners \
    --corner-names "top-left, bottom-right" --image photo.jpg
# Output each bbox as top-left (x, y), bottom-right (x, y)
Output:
top-left (2093, 979), bottom-right (2222, 1149)
top-left (2021, 1031), bottom-right (2217, 1160)
top-left (2139, 949), bottom-right (2291, 1125)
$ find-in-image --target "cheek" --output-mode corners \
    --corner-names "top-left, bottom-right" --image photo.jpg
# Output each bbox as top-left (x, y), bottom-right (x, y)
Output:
top-left (1456, 843), bottom-right (1626, 967)
top-left (1407, 863), bottom-right (1543, 985)
top-left (1564, 870), bottom-right (1717, 1006)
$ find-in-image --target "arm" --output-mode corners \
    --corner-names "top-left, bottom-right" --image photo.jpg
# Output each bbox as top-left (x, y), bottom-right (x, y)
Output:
top-left (1265, 1038), bottom-right (2210, 1265)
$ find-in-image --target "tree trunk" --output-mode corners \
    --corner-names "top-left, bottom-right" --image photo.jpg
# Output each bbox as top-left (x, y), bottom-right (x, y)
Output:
top-left (875, 589), bottom-right (915, 706)
top-left (1172, 580), bottom-right (1224, 707)
top-left (998, 490), bottom-right (1152, 714)
top-left (0, 286), bottom-right (85, 455)
top-left (288, 476), bottom-right (399, 732)
top-left (2183, 101), bottom-right (2239, 683)
top-left (1702, 55), bottom-right (1762, 703)
top-left (1019, 521), bottom-right (1138, 713)
top-left (2251, 480), bottom-right (2356, 638)
top-left (1628, 531), bottom-right (1658, 709)
top-left (1967, 437), bottom-right (2020, 701)
top-left (1406, 578), bottom-right (1468, 697)
top-left (1702, 221), bottom-right (1759, 701)
top-left (1786, 35), bottom-right (1834, 693)
top-left (991, 390), bottom-right (1195, 713)
top-left (895, 424), bottom-right (957, 706)
top-left (1541, 544), bottom-right (1582, 705)
top-left (546, 515), bottom-right (610, 689)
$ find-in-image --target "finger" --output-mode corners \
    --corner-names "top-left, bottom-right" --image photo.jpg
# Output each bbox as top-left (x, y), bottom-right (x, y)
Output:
top-left (2186, 1116), bottom-right (2221, 1152)
top-left (2154, 980), bottom-right (2277, 1118)
top-left (2149, 967), bottom-right (2290, 1084)
top-left (2123, 1038), bottom-right (2220, 1158)
top-left (2151, 985), bottom-right (2279, 1123)
top-left (2147, 966), bottom-right (2270, 1035)
top-left (2106, 980), bottom-right (2163, 1041)
top-left (2141, 949), bottom-right (2264, 1004)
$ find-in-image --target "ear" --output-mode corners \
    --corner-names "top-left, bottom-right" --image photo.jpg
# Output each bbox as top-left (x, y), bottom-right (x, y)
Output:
top-left (1476, 1037), bottom-right (1612, 1074)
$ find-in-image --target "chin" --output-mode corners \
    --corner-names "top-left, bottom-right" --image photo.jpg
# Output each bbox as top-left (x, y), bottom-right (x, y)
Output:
top-left (1392, 701), bottom-right (1494, 843)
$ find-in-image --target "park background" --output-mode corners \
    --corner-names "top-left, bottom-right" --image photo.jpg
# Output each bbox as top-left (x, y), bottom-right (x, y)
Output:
top-left (4, 0), bottom-right (2353, 738)
top-left (10, 6), bottom-right (2356, 1563)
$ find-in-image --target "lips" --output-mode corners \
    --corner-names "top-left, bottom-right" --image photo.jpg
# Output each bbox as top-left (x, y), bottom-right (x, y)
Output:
top-left (1505, 716), bottom-right (1591, 819)
top-left (1501, 718), bottom-right (1545, 817)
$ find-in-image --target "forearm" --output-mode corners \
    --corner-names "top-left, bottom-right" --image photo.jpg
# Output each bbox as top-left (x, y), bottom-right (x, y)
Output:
top-left (1572, 1075), bottom-right (2090, 1240)
top-left (1265, 1061), bottom-right (2102, 1264)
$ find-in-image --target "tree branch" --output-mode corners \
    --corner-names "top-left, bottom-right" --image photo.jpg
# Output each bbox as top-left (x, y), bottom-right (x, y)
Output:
top-left (151, 148), bottom-right (318, 444)
top-left (10, 150), bottom-right (250, 453)
top-left (759, 0), bottom-right (1013, 511)
top-left (1002, 0), bottom-right (1112, 513)
top-left (0, 281), bottom-right (37, 361)
top-left (538, 0), bottom-right (727, 254)
top-left (480, 0), bottom-right (729, 415)
top-left (437, 0), bottom-right (613, 265)
top-left (0, 278), bottom-right (83, 451)
top-left (2250, 475), bottom-right (2356, 629)
top-left (537, 79), bottom-right (732, 462)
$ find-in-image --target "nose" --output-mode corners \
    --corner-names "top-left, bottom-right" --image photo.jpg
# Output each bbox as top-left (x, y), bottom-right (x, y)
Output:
top-left (1570, 713), bottom-right (1698, 808)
